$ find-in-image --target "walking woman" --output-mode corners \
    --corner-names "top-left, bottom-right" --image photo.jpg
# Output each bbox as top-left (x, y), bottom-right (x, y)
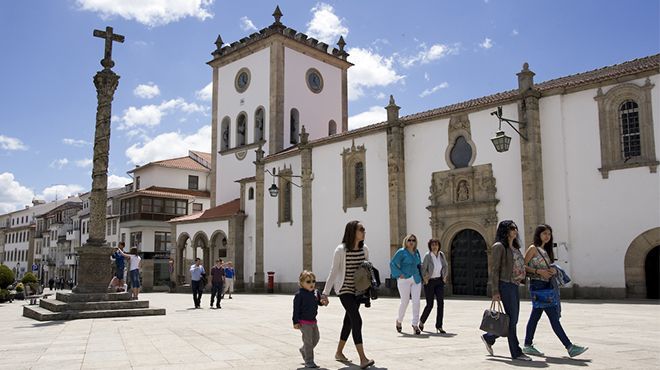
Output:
top-left (321, 220), bottom-right (375, 369)
top-left (522, 224), bottom-right (588, 358)
top-left (419, 238), bottom-right (448, 333)
top-left (390, 234), bottom-right (423, 335)
top-left (481, 220), bottom-right (531, 361)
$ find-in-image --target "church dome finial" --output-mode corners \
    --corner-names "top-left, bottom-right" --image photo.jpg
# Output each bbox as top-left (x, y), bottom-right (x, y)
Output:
top-left (273, 5), bottom-right (283, 25)
top-left (337, 36), bottom-right (346, 51)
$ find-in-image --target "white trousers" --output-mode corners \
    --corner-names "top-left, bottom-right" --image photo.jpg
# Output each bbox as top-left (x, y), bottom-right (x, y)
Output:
top-left (396, 277), bottom-right (422, 326)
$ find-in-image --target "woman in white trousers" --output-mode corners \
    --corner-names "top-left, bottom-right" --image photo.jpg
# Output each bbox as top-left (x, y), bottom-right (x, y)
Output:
top-left (389, 234), bottom-right (423, 335)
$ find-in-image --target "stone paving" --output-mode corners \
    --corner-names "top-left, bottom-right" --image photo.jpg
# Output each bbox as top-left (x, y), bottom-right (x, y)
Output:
top-left (0, 291), bottom-right (658, 369)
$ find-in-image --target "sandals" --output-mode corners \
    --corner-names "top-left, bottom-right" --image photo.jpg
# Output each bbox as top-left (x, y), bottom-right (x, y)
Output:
top-left (360, 359), bottom-right (375, 369)
top-left (395, 321), bottom-right (402, 333)
top-left (413, 325), bottom-right (421, 335)
top-left (418, 322), bottom-right (424, 331)
top-left (335, 353), bottom-right (349, 362)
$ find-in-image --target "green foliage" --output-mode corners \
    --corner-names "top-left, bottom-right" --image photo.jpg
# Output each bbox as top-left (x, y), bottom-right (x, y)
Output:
top-left (0, 265), bottom-right (14, 289)
top-left (21, 272), bottom-right (38, 284)
top-left (15, 282), bottom-right (24, 292)
top-left (0, 289), bottom-right (10, 302)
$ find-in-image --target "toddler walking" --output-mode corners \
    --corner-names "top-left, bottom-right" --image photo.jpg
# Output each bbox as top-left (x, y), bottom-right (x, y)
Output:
top-left (293, 270), bottom-right (327, 369)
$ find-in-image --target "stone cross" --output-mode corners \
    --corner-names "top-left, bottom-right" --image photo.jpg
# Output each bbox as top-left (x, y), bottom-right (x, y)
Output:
top-left (93, 26), bottom-right (125, 70)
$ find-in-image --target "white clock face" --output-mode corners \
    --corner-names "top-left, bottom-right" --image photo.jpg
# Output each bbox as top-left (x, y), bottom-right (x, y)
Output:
top-left (306, 68), bottom-right (323, 93)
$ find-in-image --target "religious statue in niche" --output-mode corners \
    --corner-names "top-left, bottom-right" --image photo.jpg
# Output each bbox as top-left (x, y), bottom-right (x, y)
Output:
top-left (255, 109), bottom-right (264, 140)
top-left (456, 180), bottom-right (470, 202)
top-left (222, 126), bottom-right (229, 148)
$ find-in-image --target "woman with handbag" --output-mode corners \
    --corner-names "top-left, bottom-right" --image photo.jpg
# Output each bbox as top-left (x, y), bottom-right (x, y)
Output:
top-left (390, 234), bottom-right (423, 335)
top-left (481, 220), bottom-right (531, 361)
top-left (419, 238), bottom-right (448, 333)
top-left (522, 224), bottom-right (588, 358)
top-left (321, 220), bottom-right (375, 369)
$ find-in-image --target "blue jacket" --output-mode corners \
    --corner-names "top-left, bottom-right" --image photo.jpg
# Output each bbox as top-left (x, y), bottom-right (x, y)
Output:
top-left (292, 288), bottom-right (322, 324)
top-left (390, 247), bottom-right (422, 284)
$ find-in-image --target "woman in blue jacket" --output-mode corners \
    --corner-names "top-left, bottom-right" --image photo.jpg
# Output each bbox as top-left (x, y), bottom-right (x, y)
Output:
top-left (390, 234), bottom-right (423, 335)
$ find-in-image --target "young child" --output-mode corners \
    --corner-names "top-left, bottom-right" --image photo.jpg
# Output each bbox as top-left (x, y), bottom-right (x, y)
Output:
top-left (292, 270), bottom-right (327, 369)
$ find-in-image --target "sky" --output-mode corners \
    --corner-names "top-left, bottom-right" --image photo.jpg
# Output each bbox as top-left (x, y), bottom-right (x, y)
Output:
top-left (0, 0), bottom-right (658, 213)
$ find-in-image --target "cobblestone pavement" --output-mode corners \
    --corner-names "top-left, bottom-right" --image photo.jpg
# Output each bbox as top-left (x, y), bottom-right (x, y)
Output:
top-left (0, 292), bottom-right (658, 369)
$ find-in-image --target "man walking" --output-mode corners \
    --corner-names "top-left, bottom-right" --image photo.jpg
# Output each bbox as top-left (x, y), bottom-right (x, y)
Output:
top-left (210, 259), bottom-right (225, 309)
top-left (223, 261), bottom-right (235, 299)
top-left (190, 258), bottom-right (205, 309)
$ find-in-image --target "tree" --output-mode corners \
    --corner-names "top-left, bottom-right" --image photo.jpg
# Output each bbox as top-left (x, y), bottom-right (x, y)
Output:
top-left (0, 265), bottom-right (14, 289)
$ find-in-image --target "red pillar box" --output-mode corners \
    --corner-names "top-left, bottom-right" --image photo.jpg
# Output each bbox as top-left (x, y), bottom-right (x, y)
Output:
top-left (267, 271), bottom-right (275, 293)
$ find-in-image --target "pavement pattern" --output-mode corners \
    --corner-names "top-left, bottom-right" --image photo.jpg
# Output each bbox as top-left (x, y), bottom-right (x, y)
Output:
top-left (0, 291), bottom-right (658, 369)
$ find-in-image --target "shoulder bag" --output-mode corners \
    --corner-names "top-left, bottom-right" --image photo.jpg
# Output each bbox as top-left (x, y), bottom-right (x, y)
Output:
top-left (530, 247), bottom-right (558, 309)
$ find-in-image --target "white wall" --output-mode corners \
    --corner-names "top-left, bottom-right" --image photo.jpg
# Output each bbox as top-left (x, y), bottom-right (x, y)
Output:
top-left (283, 48), bottom-right (343, 144)
top-left (136, 166), bottom-right (210, 192)
top-left (540, 76), bottom-right (660, 287)
top-left (243, 181), bottom-right (256, 284)
top-left (217, 150), bottom-right (257, 205)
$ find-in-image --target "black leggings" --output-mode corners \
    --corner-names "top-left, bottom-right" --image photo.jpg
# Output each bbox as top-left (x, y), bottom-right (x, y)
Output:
top-left (339, 293), bottom-right (363, 344)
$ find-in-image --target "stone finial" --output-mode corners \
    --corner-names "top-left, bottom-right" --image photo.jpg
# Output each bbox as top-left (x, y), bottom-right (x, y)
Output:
top-left (213, 34), bottom-right (224, 55)
top-left (300, 125), bottom-right (309, 145)
top-left (386, 95), bottom-right (400, 123)
top-left (517, 61), bottom-right (535, 93)
top-left (272, 5), bottom-right (283, 25)
top-left (337, 36), bottom-right (346, 51)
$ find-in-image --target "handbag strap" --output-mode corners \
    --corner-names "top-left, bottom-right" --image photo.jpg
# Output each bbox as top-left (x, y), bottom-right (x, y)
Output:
top-left (535, 246), bottom-right (551, 269)
top-left (489, 300), bottom-right (504, 313)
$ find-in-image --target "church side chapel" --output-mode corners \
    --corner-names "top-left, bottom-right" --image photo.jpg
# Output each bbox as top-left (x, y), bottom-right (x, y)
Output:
top-left (170, 6), bottom-right (660, 300)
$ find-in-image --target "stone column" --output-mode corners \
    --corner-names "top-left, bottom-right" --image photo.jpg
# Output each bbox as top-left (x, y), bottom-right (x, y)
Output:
top-left (517, 63), bottom-right (545, 245)
top-left (253, 147), bottom-right (266, 290)
top-left (385, 96), bottom-right (407, 257)
top-left (300, 127), bottom-right (313, 270)
top-left (269, 41), bottom-right (285, 154)
top-left (210, 66), bottom-right (219, 208)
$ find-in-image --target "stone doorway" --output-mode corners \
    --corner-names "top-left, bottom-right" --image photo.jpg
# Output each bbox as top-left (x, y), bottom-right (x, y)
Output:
top-left (450, 229), bottom-right (488, 296)
top-left (624, 228), bottom-right (660, 298)
top-left (646, 246), bottom-right (659, 299)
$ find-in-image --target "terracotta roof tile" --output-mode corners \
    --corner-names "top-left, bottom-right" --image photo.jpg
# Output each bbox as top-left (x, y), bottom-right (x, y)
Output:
top-left (169, 199), bottom-right (241, 223)
top-left (130, 153), bottom-right (212, 173)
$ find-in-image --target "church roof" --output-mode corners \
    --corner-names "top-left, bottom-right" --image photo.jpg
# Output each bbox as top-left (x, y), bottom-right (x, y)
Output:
top-left (169, 198), bottom-right (241, 223)
top-left (208, 6), bottom-right (350, 67)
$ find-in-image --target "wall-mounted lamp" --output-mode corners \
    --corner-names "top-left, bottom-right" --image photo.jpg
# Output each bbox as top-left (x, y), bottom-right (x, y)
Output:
top-left (265, 168), bottom-right (303, 197)
top-left (490, 106), bottom-right (528, 152)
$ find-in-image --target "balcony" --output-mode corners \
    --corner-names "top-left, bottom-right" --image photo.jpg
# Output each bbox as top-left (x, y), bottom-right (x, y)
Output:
top-left (120, 212), bottom-right (184, 223)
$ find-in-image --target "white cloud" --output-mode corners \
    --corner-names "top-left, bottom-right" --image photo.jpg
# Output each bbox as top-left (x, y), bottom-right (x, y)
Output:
top-left (480, 38), bottom-right (493, 49)
top-left (512, 29), bottom-right (519, 36)
top-left (419, 82), bottom-right (449, 98)
top-left (348, 106), bottom-right (387, 130)
top-left (75, 0), bottom-right (214, 27)
top-left (347, 47), bottom-right (405, 101)
top-left (240, 16), bottom-right (257, 31)
top-left (49, 158), bottom-right (69, 169)
top-left (0, 172), bottom-right (34, 213)
top-left (108, 174), bottom-right (132, 188)
top-left (133, 83), bottom-right (161, 99)
top-left (125, 125), bottom-right (211, 165)
top-left (0, 135), bottom-right (28, 150)
top-left (424, 72), bottom-right (430, 81)
top-left (75, 158), bottom-right (93, 168)
top-left (196, 82), bottom-right (212, 101)
top-left (38, 184), bottom-right (85, 202)
top-left (399, 43), bottom-right (460, 68)
top-left (375, 92), bottom-right (387, 100)
top-left (118, 98), bottom-right (207, 129)
top-left (305, 3), bottom-right (348, 45)
top-left (63, 138), bottom-right (91, 147)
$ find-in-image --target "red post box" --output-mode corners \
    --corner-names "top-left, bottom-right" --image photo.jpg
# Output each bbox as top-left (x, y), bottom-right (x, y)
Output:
top-left (267, 271), bottom-right (275, 293)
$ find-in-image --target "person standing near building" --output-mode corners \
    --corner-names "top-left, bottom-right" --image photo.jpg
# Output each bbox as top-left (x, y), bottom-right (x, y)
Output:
top-left (223, 261), bottom-right (235, 299)
top-left (108, 242), bottom-right (126, 292)
top-left (190, 258), bottom-right (205, 309)
top-left (481, 220), bottom-right (531, 361)
top-left (522, 224), bottom-right (588, 358)
top-left (48, 277), bottom-right (54, 291)
top-left (210, 259), bottom-right (225, 309)
top-left (120, 247), bottom-right (142, 300)
top-left (390, 234), bottom-right (423, 335)
top-left (321, 220), bottom-right (375, 369)
top-left (419, 238), bottom-right (449, 334)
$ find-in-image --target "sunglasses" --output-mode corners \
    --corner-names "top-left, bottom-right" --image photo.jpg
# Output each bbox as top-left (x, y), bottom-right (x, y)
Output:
top-left (408, 239), bottom-right (417, 242)
top-left (304, 280), bottom-right (316, 284)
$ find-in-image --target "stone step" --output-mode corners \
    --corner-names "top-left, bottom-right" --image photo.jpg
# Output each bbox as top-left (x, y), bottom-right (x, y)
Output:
top-left (40, 299), bottom-right (149, 312)
top-left (23, 305), bottom-right (166, 321)
top-left (56, 292), bottom-right (131, 302)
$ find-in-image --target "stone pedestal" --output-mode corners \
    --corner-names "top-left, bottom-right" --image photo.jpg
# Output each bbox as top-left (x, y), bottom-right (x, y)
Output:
top-left (73, 244), bottom-right (114, 294)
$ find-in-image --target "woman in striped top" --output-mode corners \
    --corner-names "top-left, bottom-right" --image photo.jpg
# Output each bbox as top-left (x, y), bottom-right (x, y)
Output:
top-left (322, 220), bottom-right (375, 369)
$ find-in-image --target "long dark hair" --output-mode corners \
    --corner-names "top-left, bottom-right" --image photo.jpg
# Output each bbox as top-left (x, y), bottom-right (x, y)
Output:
top-left (533, 224), bottom-right (555, 261)
top-left (341, 220), bottom-right (364, 250)
top-left (495, 220), bottom-right (521, 250)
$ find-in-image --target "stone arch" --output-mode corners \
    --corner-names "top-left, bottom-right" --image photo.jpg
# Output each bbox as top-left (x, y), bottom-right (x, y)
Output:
top-left (210, 230), bottom-right (229, 264)
top-left (624, 227), bottom-right (660, 298)
top-left (192, 231), bottom-right (211, 275)
top-left (175, 232), bottom-right (191, 285)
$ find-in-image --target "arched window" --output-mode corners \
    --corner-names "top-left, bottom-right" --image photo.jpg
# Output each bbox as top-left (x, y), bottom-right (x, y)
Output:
top-left (328, 120), bottom-right (337, 136)
top-left (450, 136), bottom-right (472, 168)
top-left (254, 107), bottom-right (265, 142)
top-left (620, 100), bottom-right (641, 159)
top-left (236, 112), bottom-right (247, 146)
top-left (354, 162), bottom-right (365, 200)
top-left (248, 187), bottom-right (254, 200)
top-left (290, 108), bottom-right (299, 145)
top-left (221, 116), bottom-right (231, 150)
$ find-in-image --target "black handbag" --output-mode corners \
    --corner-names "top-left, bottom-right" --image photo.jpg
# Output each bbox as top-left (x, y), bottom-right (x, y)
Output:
top-left (479, 301), bottom-right (509, 337)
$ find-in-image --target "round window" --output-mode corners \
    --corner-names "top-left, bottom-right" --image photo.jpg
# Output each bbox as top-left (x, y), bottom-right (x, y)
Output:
top-left (235, 68), bottom-right (251, 93)
top-left (306, 68), bottom-right (323, 93)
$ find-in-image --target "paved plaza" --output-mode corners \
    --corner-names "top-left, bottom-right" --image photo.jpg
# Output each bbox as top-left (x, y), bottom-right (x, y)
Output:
top-left (0, 292), bottom-right (658, 369)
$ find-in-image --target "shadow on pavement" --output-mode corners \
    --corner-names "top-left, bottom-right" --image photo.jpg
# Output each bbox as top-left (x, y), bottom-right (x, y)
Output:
top-left (486, 356), bottom-right (549, 368)
top-left (545, 356), bottom-right (592, 366)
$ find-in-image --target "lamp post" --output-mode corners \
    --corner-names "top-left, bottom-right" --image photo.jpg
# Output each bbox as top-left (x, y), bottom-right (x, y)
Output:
top-left (265, 168), bottom-right (304, 197)
top-left (490, 106), bottom-right (527, 152)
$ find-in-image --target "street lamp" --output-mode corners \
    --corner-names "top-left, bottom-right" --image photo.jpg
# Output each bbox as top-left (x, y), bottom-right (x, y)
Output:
top-left (265, 168), bottom-right (303, 197)
top-left (490, 106), bottom-right (528, 152)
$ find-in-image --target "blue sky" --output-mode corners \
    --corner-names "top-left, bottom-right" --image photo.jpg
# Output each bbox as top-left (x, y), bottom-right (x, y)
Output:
top-left (0, 0), bottom-right (658, 213)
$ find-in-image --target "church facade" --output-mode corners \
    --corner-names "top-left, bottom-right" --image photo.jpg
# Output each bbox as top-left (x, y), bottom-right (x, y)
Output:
top-left (170, 8), bottom-right (660, 299)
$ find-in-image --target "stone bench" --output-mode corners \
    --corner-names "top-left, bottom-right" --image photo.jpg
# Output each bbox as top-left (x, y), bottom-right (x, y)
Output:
top-left (26, 293), bottom-right (53, 305)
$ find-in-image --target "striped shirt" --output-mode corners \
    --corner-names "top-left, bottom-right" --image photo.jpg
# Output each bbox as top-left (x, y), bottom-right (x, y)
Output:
top-left (339, 248), bottom-right (365, 295)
